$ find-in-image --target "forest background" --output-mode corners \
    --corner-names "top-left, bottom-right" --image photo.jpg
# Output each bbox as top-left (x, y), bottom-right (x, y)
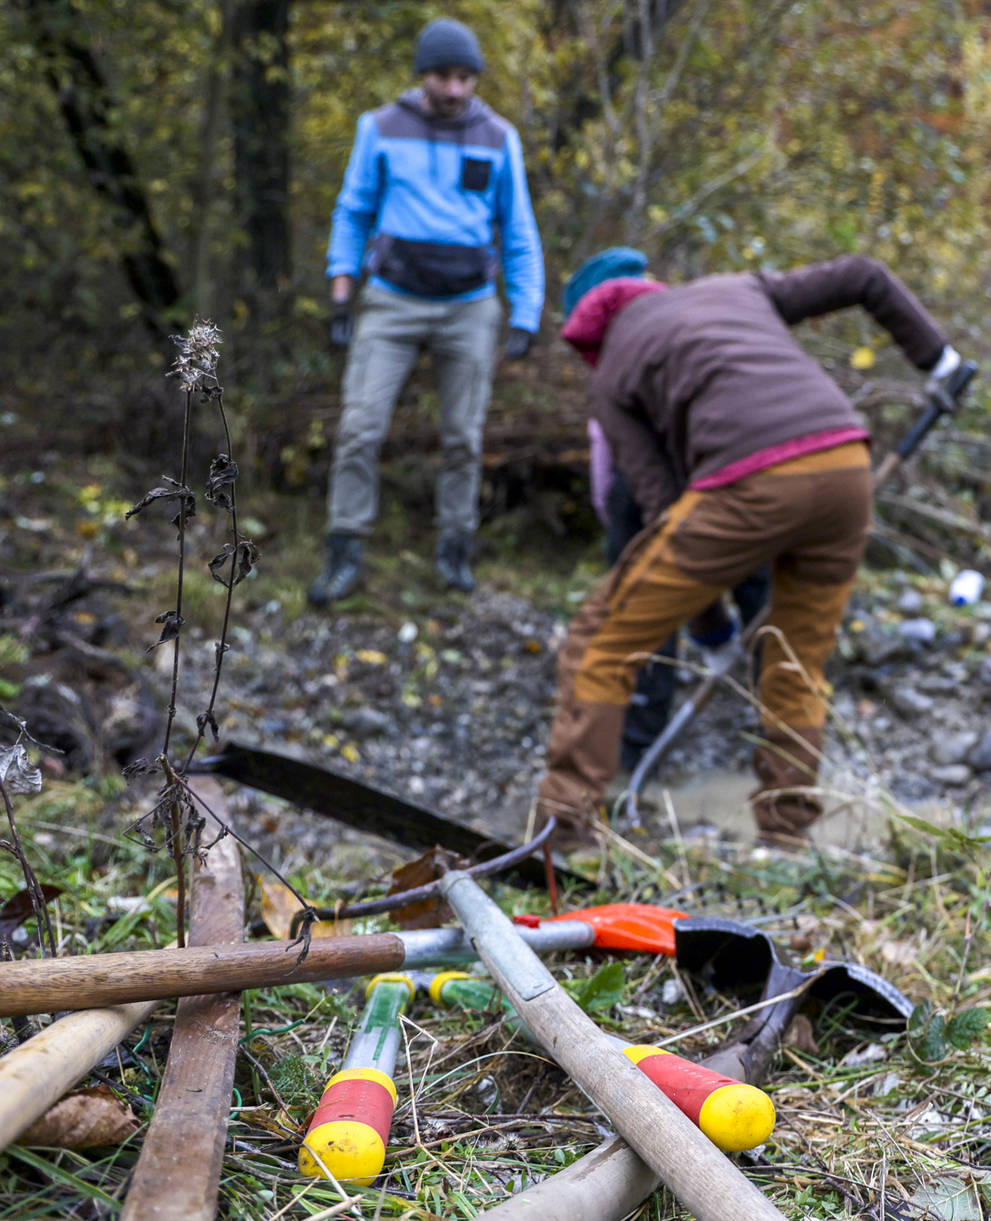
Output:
top-left (3, 0), bottom-right (991, 491)
top-left (1, 7), bottom-right (991, 1217)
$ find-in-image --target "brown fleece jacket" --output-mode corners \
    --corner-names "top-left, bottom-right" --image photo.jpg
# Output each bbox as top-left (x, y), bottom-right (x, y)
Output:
top-left (582, 255), bottom-right (946, 520)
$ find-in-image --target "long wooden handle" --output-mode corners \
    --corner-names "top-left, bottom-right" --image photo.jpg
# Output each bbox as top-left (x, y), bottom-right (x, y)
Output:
top-left (0, 999), bottom-right (161, 1152)
top-left (437, 871), bottom-right (787, 1221)
top-left (0, 933), bottom-right (407, 1016)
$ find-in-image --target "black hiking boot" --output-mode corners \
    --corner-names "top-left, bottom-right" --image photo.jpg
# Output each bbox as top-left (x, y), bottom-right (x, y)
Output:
top-left (435, 531), bottom-right (475, 593)
top-left (307, 534), bottom-right (365, 606)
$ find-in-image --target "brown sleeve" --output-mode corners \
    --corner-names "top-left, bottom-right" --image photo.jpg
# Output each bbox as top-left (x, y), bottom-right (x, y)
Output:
top-left (758, 255), bottom-right (947, 369)
top-left (593, 392), bottom-right (678, 522)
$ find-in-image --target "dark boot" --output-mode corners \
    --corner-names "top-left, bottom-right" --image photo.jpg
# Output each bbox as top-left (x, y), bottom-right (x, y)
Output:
top-left (307, 533), bottom-right (365, 606)
top-left (750, 726), bottom-right (824, 838)
top-left (435, 531), bottom-right (475, 593)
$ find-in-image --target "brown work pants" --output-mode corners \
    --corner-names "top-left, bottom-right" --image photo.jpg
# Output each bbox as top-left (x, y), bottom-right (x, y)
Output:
top-left (539, 442), bottom-right (872, 837)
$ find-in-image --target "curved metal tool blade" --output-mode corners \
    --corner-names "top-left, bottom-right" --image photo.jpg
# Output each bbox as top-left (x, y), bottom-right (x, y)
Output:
top-left (190, 740), bottom-right (589, 887)
top-left (673, 915), bottom-right (912, 1084)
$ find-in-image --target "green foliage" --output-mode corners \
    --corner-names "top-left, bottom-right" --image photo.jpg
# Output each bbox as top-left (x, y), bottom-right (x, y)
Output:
top-left (908, 999), bottom-right (990, 1063)
top-left (3, 0), bottom-right (991, 416)
top-left (562, 960), bottom-right (626, 1016)
top-left (267, 1052), bottom-right (318, 1106)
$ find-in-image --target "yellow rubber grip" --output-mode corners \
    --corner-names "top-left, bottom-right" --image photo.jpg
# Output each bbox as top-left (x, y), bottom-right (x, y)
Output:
top-left (698, 1083), bottom-right (777, 1154)
top-left (299, 1120), bottom-right (385, 1184)
top-left (364, 972), bottom-right (416, 1001)
top-left (428, 970), bottom-right (474, 1005)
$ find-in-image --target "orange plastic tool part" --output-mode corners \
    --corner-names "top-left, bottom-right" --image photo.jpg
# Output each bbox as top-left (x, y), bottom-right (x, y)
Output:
top-left (514, 903), bottom-right (689, 956)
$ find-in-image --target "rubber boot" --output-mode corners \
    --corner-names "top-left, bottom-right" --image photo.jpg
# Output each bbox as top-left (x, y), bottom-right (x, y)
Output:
top-left (435, 531), bottom-right (475, 593)
top-left (307, 533), bottom-right (365, 606)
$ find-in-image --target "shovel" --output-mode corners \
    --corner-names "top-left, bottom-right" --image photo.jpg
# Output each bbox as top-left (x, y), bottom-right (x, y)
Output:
top-left (671, 914), bottom-right (913, 1083)
top-left (624, 358), bottom-right (978, 818)
top-left (436, 868), bottom-right (789, 1221)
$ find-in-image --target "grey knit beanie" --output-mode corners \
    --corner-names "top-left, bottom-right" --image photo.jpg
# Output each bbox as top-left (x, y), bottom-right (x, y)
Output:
top-left (414, 19), bottom-right (484, 75)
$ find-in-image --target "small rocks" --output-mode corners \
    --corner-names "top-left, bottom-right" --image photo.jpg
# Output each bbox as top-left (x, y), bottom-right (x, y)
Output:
top-left (896, 618), bottom-right (937, 644)
top-left (888, 685), bottom-right (935, 718)
top-left (896, 589), bottom-right (925, 615)
top-left (339, 707), bottom-right (391, 738)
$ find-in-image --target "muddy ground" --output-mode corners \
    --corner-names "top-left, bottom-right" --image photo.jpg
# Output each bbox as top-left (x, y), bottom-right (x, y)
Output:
top-left (3, 410), bottom-right (991, 885)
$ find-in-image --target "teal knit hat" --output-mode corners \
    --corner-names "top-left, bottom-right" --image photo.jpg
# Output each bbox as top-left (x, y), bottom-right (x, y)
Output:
top-left (562, 247), bottom-right (649, 319)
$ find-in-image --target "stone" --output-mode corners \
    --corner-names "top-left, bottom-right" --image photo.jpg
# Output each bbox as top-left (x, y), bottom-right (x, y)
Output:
top-left (889, 686), bottom-right (935, 718)
top-left (930, 731), bottom-right (980, 766)
top-left (967, 727), bottom-right (991, 772)
top-left (896, 589), bottom-right (925, 615)
top-left (340, 707), bottom-right (391, 738)
top-left (929, 764), bottom-right (972, 787)
top-left (897, 618), bottom-right (937, 644)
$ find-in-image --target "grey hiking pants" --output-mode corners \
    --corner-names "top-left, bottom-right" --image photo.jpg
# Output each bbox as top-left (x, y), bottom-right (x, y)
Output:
top-left (327, 285), bottom-right (503, 537)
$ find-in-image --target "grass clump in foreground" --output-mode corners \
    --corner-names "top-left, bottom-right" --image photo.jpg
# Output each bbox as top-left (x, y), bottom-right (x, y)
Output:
top-left (0, 783), bottom-right (988, 1220)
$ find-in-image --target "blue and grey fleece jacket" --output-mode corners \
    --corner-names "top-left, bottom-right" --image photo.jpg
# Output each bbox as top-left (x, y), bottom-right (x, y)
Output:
top-left (327, 90), bottom-right (544, 333)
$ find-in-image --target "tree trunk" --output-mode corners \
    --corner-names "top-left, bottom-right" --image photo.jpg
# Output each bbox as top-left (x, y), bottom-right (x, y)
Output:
top-left (230, 0), bottom-right (292, 333)
top-left (19, 0), bottom-right (183, 337)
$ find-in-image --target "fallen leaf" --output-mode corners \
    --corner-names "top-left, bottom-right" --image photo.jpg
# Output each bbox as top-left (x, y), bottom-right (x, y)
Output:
top-left (882, 938), bottom-right (922, 966)
top-left (909, 1175), bottom-right (985, 1220)
top-left (259, 876), bottom-right (305, 940)
top-left (311, 919), bottom-right (352, 938)
top-left (784, 1013), bottom-right (818, 1055)
top-left (355, 649), bottom-right (387, 665)
top-left (238, 1103), bottom-right (301, 1138)
top-left (0, 885), bottom-right (63, 938)
top-left (386, 850), bottom-right (466, 929)
top-left (18, 1087), bottom-right (139, 1149)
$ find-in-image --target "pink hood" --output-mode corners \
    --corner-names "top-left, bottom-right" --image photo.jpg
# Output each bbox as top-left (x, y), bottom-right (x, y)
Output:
top-left (560, 278), bottom-right (667, 366)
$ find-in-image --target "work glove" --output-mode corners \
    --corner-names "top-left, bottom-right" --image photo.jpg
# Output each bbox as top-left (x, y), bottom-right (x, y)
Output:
top-left (926, 344), bottom-right (963, 411)
top-left (328, 299), bottom-right (355, 349)
top-left (503, 327), bottom-right (533, 361)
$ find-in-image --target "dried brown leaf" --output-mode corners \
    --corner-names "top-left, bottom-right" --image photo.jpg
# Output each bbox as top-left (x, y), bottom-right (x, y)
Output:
top-left (18, 1087), bottom-right (139, 1150)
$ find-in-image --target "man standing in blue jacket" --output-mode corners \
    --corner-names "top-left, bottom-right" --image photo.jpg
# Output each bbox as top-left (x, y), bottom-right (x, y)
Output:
top-left (309, 18), bottom-right (545, 605)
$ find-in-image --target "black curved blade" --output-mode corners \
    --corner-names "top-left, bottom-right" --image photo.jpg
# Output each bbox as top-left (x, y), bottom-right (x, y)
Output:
top-left (189, 740), bottom-right (587, 888)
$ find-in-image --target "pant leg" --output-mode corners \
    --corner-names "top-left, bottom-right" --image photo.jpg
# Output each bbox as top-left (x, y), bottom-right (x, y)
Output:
top-left (745, 451), bottom-right (872, 835)
top-left (751, 567), bottom-right (856, 835)
top-left (620, 634), bottom-right (679, 770)
top-left (604, 469), bottom-right (645, 566)
top-left (540, 443), bottom-right (872, 828)
top-left (540, 494), bottom-right (732, 816)
top-left (327, 288), bottom-right (426, 537)
top-left (429, 294), bottom-right (502, 535)
top-left (601, 470), bottom-right (679, 767)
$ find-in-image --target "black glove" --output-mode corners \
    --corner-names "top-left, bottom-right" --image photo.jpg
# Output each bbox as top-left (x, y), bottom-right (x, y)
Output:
top-left (328, 301), bottom-right (355, 349)
top-left (503, 327), bottom-right (533, 361)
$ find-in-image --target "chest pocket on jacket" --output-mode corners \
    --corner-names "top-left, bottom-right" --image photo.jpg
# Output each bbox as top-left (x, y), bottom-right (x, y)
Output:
top-left (460, 156), bottom-right (492, 192)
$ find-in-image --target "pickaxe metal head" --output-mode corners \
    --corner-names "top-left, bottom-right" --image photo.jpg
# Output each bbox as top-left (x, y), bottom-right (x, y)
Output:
top-left (673, 915), bottom-right (912, 1084)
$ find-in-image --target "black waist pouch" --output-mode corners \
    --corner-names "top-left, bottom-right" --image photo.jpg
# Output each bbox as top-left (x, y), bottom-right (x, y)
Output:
top-left (370, 235), bottom-right (496, 297)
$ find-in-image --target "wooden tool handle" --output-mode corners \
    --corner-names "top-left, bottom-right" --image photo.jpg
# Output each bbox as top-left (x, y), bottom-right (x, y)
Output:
top-left (438, 871), bottom-right (787, 1221)
top-left (0, 934), bottom-right (407, 1016)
